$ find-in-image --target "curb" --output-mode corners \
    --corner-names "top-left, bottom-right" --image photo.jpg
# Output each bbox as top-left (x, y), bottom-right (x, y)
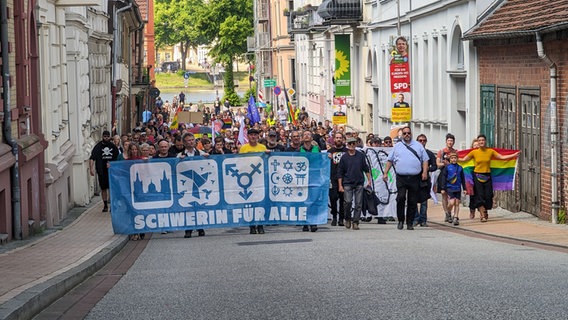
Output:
top-left (0, 231), bottom-right (128, 320)
top-left (429, 221), bottom-right (568, 250)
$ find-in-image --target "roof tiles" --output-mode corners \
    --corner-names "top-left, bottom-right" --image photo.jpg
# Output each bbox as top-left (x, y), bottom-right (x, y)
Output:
top-left (465, 0), bottom-right (568, 39)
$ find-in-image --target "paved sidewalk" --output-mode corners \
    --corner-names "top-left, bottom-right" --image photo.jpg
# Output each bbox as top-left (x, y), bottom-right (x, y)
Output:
top-left (0, 199), bottom-right (567, 320)
top-left (0, 201), bottom-right (128, 320)
top-left (426, 200), bottom-right (568, 249)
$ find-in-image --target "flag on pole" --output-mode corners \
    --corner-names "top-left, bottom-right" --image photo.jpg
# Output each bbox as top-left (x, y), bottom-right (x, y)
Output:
top-left (237, 117), bottom-right (248, 145)
top-left (247, 95), bottom-right (261, 125)
top-left (283, 84), bottom-right (297, 125)
top-left (169, 105), bottom-right (183, 130)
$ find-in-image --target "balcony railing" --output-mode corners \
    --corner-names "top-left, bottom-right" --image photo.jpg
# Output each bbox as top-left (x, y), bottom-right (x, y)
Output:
top-left (257, 0), bottom-right (269, 21)
top-left (287, 6), bottom-right (327, 35)
top-left (317, 0), bottom-right (363, 25)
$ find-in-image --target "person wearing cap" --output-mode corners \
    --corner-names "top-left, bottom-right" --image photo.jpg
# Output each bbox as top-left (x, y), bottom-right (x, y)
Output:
top-left (382, 126), bottom-right (429, 230)
top-left (338, 137), bottom-right (372, 230)
top-left (264, 130), bottom-right (285, 152)
top-left (90, 130), bottom-right (119, 212)
top-left (239, 128), bottom-right (268, 234)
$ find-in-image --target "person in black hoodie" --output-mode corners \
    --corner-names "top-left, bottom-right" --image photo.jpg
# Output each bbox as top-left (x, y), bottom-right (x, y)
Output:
top-left (328, 132), bottom-right (348, 226)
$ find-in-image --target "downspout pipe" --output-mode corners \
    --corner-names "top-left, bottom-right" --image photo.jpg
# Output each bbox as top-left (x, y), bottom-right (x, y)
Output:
top-left (1, 0), bottom-right (22, 239)
top-left (535, 32), bottom-right (559, 224)
top-left (112, 1), bottom-right (133, 133)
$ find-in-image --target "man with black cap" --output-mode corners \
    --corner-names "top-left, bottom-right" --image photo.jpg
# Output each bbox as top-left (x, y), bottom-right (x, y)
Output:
top-left (338, 137), bottom-right (372, 230)
top-left (90, 130), bottom-right (119, 212)
top-left (264, 130), bottom-right (285, 152)
top-left (239, 128), bottom-right (267, 234)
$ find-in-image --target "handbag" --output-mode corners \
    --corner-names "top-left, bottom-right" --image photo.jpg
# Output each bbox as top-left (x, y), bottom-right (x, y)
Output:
top-left (363, 186), bottom-right (381, 215)
top-left (402, 143), bottom-right (431, 202)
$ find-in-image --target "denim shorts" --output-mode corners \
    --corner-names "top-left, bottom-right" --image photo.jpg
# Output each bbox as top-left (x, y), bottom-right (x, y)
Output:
top-left (447, 190), bottom-right (462, 200)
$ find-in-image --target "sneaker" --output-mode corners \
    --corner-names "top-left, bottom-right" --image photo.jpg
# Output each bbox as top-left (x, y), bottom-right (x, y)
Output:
top-left (453, 217), bottom-right (459, 226)
top-left (338, 220), bottom-right (345, 226)
top-left (420, 222), bottom-right (428, 227)
top-left (377, 217), bottom-right (387, 224)
top-left (445, 212), bottom-right (452, 223)
top-left (412, 220), bottom-right (419, 227)
top-left (198, 229), bottom-right (205, 236)
top-left (310, 225), bottom-right (318, 232)
top-left (345, 220), bottom-right (352, 229)
top-left (352, 223), bottom-right (359, 230)
top-left (407, 224), bottom-right (414, 230)
top-left (302, 225), bottom-right (310, 232)
top-left (102, 205), bottom-right (108, 213)
top-left (365, 216), bottom-right (372, 222)
top-left (184, 230), bottom-right (192, 238)
top-left (331, 219), bottom-right (337, 226)
top-left (249, 226), bottom-right (257, 234)
top-left (257, 226), bottom-right (265, 234)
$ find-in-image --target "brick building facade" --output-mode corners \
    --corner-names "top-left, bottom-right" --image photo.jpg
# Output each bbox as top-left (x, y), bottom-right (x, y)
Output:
top-left (465, 0), bottom-right (568, 222)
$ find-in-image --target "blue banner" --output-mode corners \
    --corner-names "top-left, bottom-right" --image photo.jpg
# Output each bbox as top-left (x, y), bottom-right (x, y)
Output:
top-left (109, 153), bottom-right (331, 234)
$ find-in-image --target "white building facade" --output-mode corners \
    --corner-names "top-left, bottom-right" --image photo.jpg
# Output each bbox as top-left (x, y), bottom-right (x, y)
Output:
top-left (285, 0), bottom-right (496, 149)
top-left (36, 0), bottom-right (111, 227)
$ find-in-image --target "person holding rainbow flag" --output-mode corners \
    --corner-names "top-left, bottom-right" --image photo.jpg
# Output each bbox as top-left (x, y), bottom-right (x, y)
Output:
top-left (458, 134), bottom-right (520, 222)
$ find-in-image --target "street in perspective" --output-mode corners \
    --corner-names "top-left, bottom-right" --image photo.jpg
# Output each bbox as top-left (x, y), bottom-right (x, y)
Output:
top-left (2, 0), bottom-right (568, 319)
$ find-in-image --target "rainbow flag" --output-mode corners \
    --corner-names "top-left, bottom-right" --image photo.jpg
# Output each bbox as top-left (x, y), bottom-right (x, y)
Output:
top-left (169, 105), bottom-right (182, 130)
top-left (283, 85), bottom-right (297, 125)
top-left (457, 148), bottom-right (519, 194)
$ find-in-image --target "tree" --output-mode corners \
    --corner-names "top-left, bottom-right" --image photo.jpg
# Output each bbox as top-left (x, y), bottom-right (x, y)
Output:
top-left (154, 0), bottom-right (208, 71)
top-left (196, 0), bottom-right (254, 106)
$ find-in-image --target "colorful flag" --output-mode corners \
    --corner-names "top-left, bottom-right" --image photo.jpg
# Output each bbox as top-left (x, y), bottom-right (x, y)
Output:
top-left (169, 105), bottom-right (183, 130)
top-left (458, 148), bottom-right (519, 195)
top-left (247, 95), bottom-right (261, 125)
top-left (283, 85), bottom-right (297, 125)
top-left (237, 117), bottom-right (248, 145)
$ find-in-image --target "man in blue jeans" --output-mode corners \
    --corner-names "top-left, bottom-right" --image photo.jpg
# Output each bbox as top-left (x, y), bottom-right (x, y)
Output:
top-left (338, 137), bottom-right (372, 230)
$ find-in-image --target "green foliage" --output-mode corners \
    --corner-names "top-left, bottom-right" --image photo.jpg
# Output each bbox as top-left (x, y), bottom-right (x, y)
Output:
top-left (558, 207), bottom-right (566, 224)
top-left (242, 81), bottom-right (257, 104)
top-left (155, 71), bottom-right (249, 88)
top-left (224, 91), bottom-right (242, 107)
top-left (154, 0), bottom-right (208, 69)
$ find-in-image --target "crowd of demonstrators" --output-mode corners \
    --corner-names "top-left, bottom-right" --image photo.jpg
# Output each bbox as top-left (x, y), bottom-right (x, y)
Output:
top-left (101, 91), bottom-right (521, 238)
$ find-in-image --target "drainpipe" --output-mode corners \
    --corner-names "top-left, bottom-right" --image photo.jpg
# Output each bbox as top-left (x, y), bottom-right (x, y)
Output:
top-left (535, 32), bottom-right (559, 224)
top-left (1, 0), bottom-right (22, 239)
top-left (112, 1), bottom-right (133, 133)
